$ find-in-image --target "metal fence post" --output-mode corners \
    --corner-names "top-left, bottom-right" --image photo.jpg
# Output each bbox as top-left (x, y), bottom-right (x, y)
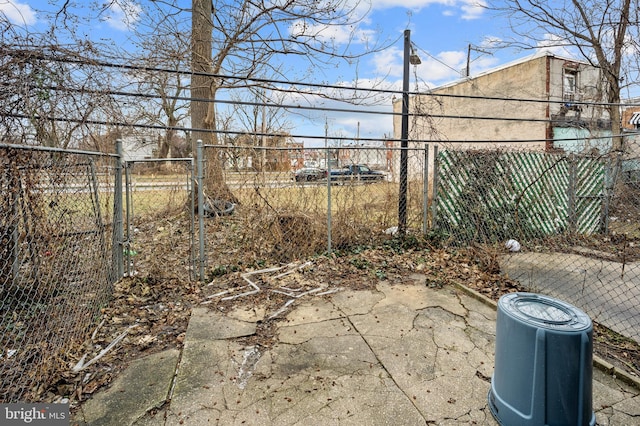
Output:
top-left (189, 159), bottom-right (196, 281)
top-left (113, 139), bottom-right (124, 281)
top-left (124, 161), bottom-right (133, 276)
top-left (430, 145), bottom-right (439, 232)
top-left (326, 146), bottom-right (332, 254)
top-left (196, 139), bottom-right (206, 281)
top-left (423, 145), bottom-right (429, 235)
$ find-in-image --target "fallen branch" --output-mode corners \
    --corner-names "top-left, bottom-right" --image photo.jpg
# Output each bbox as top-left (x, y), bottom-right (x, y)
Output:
top-left (72, 324), bottom-right (138, 372)
top-left (91, 319), bottom-right (106, 341)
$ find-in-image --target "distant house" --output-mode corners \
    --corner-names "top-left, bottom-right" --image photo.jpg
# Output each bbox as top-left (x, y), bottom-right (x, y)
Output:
top-left (391, 52), bottom-right (612, 179)
top-left (622, 102), bottom-right (640, 132)
top-left (621, 101), bottom-right (640, 174)
top-left (121, 135), bottom-right (157, 161)
top-left (220, 133), bottom-right (299, 171)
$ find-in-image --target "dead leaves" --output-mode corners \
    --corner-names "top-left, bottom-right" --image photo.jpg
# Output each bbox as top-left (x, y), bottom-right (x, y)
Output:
top-left (55, 276), bottom-right (199, 405)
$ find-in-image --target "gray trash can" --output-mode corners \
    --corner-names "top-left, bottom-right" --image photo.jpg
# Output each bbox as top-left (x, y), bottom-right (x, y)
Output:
top-left (489, 293), bottom-right (595, 426)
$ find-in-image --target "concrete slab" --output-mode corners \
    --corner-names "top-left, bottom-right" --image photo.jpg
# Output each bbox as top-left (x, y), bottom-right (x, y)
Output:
top-left (164, 284), bottom-right (501, 425)
top-left (165, 306), bottom-right (258, 426)
top-left (73, 349), bottom-right (179, 426)
top-left (75, 278), bottom-right (639, 426)
top-left (187, 306), bottom-right (257, 340)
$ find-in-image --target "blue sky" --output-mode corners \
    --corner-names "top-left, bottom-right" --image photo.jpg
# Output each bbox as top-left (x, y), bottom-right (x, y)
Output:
top-left (1, 0), bottom-right (577, 146)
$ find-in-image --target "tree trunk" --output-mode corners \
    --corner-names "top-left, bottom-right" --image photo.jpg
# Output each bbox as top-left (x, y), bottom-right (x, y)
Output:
top-left (158, 133), bottom-right (170, 158)
top-left (191, 0), bottom-right (236, 202)
top-left (191, 0), bottom-right (213, 148)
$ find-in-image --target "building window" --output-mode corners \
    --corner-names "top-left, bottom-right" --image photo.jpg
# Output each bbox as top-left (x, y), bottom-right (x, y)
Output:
top-left (563, 69), bottom-right (579, 102)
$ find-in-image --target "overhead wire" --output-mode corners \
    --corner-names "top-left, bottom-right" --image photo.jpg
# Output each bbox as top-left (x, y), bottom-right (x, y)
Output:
top-left (4, 47), bottom-right (640, 146)
top-left (7, 47), bottom-right (640, 108)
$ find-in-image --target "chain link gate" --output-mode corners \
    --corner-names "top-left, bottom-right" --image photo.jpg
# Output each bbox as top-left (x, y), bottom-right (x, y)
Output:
top-left (121, 158), bottom-right (198, 280)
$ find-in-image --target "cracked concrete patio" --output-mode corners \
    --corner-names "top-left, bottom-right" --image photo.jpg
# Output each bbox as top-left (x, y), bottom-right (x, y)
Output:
top-left (73, 276), bottom-right (640, 425)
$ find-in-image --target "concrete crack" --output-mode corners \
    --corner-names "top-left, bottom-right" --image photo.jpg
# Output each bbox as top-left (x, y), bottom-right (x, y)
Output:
top-left (330, 299), bottom-right (430, 424)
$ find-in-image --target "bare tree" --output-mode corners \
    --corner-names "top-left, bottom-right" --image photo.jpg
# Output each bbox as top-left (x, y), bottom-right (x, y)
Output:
top-left (492, 0), bottom-right (639, 157)
top-left (191, 0), bottom-right (380, 199)
top-left (129, 8), bottom-right (191, 159)
top-left (222, 87), bottom-right (293, 171)
top-left (0, 44), bottom-right (123, 148)
top-left (0, 4), bottom-right (126, 149)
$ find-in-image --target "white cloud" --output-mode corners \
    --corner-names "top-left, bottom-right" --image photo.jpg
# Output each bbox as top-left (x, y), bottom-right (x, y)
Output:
top-left (102, 1), bottom-right (141, 31)
top-left (368, 0), bottom-right (486, 19)
top-left (0, 0), bottom-right (36, 26)
top-left (417, 50), bottom-right (467, 82)
top-left (371, 46), bottom-right (404, 78)
top-left (536, 33), bottom-right (577, 58)
top-left (460, 0), bottom-right (486, 20)
top-left (371, 46), bottom-right (473, 87)
top-left (369, 0), bottom-right (455, 11)
top-left (479, 35), bottom-right (502, 49)
top-left (289, 20), bottom-right (378, 47)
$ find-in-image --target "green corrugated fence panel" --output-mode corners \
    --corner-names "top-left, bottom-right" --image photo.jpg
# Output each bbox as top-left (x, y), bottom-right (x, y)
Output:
top-left (575, 157), bottom-right (605, 234)
top-left (434, 150), bottom-right (604, 244)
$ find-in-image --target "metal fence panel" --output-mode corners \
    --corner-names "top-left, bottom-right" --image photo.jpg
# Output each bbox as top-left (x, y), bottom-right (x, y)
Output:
top-left (201, 145), bottom-right (409, 266)
top-left (3, 140), bottom-right (637, 404)
top-left (122, 159), bottom-right (196, 280)
top-left (434, 146), bottom-right (638, 346)
top-left (0, 145), bottom-right (116, 402)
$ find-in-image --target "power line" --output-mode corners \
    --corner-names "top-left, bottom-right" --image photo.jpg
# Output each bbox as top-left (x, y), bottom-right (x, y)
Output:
top-left (20, 83), bottom-right (577, 122)
top-left (7, 112), bottom-right (639, 146)
top-left (6, 47), bottom-right (640, 108)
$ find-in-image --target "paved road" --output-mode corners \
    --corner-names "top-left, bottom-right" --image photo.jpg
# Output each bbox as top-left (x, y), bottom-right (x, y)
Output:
top-left (501, 252), bottom-right (640, 342)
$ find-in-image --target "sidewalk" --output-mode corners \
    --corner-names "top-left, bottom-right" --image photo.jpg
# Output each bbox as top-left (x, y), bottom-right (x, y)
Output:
top-left (73, 277), bottom-right (640, 425)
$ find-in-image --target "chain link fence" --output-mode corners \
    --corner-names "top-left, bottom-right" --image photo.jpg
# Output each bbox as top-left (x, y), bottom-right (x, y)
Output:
top-left (200, 143), bottom-right (639, 350)
top-left (0, 145), bottom-right (199, 403)
top-left (200, 145), bottom-right (417, 267)
top-left (430, 142), bottom-right (640, 348)
top-left (0, 144), bottom-right (117, 402)
top-left (122, 159), bottom-right (197, 280)
top-left (2, 139), bottom-right (638, 403)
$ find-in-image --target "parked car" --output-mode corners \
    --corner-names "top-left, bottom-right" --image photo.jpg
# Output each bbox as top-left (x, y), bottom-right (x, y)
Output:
top-left (294, 167), bottom-right (328, 182)
top-left (329, 164), bottom-right (386, 181)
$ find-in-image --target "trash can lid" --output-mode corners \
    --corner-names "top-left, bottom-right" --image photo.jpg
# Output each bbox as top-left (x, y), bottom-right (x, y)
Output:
top-left (498, 293), bottom-right (592, 332)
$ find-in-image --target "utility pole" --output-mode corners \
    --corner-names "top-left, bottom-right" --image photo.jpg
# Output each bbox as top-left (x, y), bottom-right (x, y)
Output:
top-left (465, 44), bottom-right (492, 77)
top-left (356, 121), bottom-right (360, 164)
top-left (398, 30), bottom-right (421, 234)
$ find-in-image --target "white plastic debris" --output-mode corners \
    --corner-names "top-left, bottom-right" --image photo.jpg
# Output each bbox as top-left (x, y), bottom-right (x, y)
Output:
top-left (72, 324), bottom-right (138, 372)
top-left (505, 239), bottom-right (521, 252)
top-left (384, 226), bottom-right (399, 235)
